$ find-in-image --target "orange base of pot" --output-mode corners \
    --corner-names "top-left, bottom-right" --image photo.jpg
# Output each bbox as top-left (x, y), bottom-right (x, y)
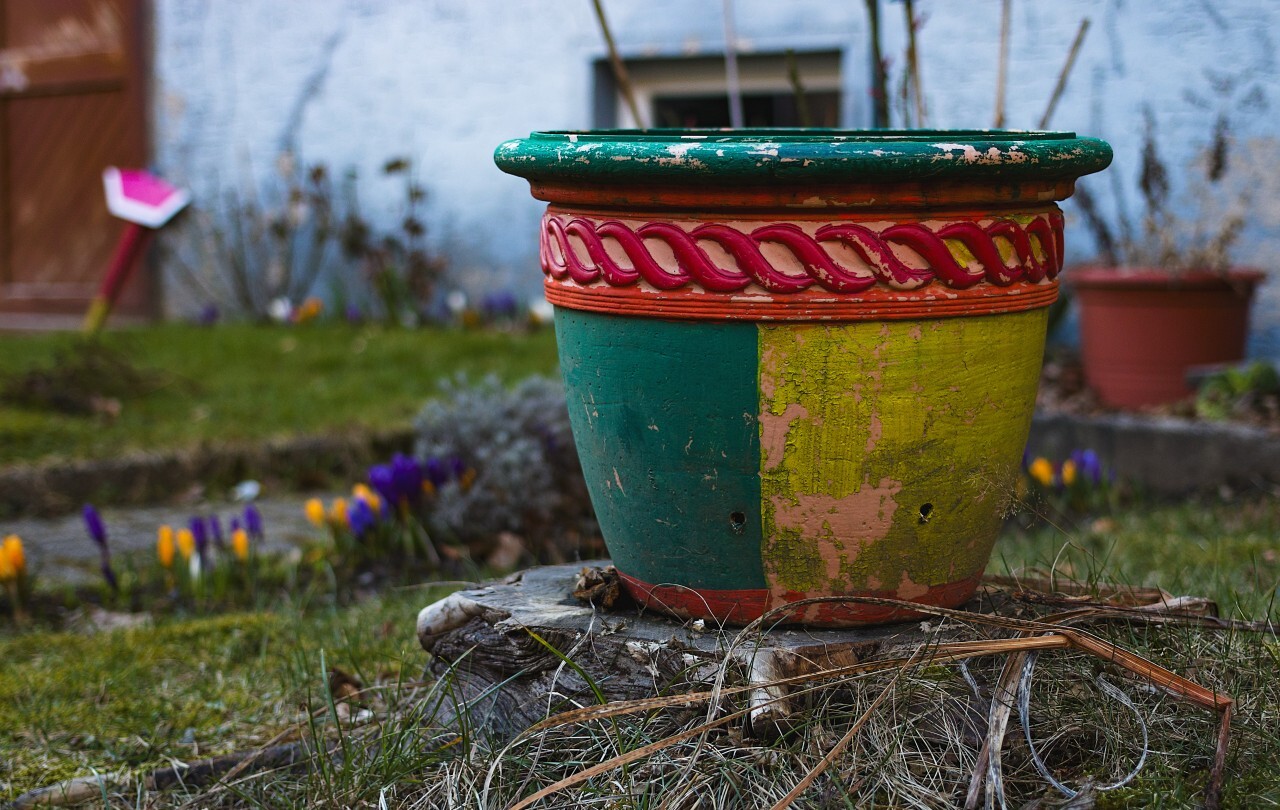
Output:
top-left (618, 570), bottom-right (985, 627)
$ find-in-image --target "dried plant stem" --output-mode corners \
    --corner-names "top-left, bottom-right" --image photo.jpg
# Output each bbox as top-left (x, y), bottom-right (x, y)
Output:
top-left (784, 49), bottom-right (811, 128)
top-left (904, 0), bottom-right (926, 126)
top-left (770, 648), bottom-right (924, 810)
top-left (994, 0), bottom-right (1011, 128)
top-left (1039, 18), bottom-right (1090, 129)
top-left (722, 0), bottom-right (744, 129)
top-left (591, 0), bottom-right (645, 128)
top-left (864, 0), bottom-right (889, 128)
top-left (510, 595), bottom-right (1235, 809)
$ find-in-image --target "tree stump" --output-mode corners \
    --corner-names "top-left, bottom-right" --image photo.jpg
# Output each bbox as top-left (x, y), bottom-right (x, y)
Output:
top-left (417, 562), bottom-right (950, 740)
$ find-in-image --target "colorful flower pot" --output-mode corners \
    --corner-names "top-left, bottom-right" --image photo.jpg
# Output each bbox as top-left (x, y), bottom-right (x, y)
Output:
top-left (496, 129), bottom-right (1110, 626)
top-left (1071, 267), bottom-right (1264, 409)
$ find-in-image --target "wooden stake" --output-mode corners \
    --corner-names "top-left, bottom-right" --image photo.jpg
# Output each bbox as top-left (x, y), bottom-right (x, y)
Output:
top-left (1039, 18), bottom-right (1091, 129)
top-left (591, 0), bottom-right (645, 128)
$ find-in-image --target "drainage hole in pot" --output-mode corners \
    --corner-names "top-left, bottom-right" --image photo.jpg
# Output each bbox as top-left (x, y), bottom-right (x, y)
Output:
top-left (918, 503), bottom-right (934, 523)
top-left (729, 511), bottom-right (746, 534)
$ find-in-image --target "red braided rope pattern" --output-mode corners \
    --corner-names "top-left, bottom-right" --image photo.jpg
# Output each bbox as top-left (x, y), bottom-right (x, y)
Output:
top-left (541, 211), bottom-right (1063, 294)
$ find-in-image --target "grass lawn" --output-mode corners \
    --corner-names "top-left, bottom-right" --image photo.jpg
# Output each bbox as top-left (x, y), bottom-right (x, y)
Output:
top-left (2, 496), bottom-right (1278, 807)
top-left (0, 324), bottom-right (559, 466)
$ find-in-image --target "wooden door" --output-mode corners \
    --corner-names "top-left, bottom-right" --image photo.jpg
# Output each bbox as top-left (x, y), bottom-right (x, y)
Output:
top-left (0, 0), bottom-right (148, 329)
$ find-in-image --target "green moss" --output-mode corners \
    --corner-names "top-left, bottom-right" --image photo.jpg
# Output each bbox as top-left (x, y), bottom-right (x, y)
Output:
top-left (0, 587), bottom-right (455, 799)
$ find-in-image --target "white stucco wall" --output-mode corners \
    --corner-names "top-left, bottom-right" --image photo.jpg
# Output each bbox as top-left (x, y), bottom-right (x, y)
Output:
top-left (152, 0), bottom-right (1279, 353)
top-left (152, 0), bottom-right (867, 306)
top-left (876, 0), bottom-right (1280, 355)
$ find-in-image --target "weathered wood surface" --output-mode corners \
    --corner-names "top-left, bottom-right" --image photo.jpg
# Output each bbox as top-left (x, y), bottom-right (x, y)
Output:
top-left (417, 562), bottom-right (953, 740)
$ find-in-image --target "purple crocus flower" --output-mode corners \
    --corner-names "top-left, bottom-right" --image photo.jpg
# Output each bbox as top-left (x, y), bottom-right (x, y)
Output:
top-left (481, 290), bottom-right (519, 319)
top-left (348, 498), bottom-right (376, 537)
top-left (82, 504), bottom-right (118, 591)
top-left (368, 463), bottom-right (397, 505)
top-left (391, 453), bottom-right (423, 502)
top-left (229, 517), bottom-right (242, 535)
top-left (197, 303), bottom-right (220, 326)
top-left (425, 457), bottom-right (448, 489)
top-left (83, 504), bottom-right (107, 548)
top-left (1077, 449), bottom-right (1104, 485)
top-left (243, 504), bottom-right (264, 540)
top-left (448, 455), bottom-right (466, 480)
top-left (208, 514), bottom-right (225, 550)
top-left (189, 515), bottom-right (208, 558)
top-left (345, 304), bottom-right (363, 324)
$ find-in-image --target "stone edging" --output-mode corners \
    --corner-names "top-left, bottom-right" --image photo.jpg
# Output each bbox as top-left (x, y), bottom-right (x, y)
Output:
top-left (1027, 411), bottom-right (1280, 495)
top-left (5, 412), bottom-right (1273, 517)
top-left (0, 427), bottom-right (415, 519)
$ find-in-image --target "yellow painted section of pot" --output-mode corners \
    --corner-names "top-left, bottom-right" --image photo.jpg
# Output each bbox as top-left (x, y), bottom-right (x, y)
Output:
top-left (758, 309), bottom-right (1047, 604)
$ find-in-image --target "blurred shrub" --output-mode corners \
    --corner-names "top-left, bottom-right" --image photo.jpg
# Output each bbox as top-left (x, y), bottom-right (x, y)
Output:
top-left (413, 375), bottom-right (598, 562)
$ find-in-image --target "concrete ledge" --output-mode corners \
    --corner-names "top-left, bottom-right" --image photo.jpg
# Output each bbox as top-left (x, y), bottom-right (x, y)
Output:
top-left (1027, 411), bottom-right (1280, 495)
top-left (0, 427), bottom-right (414, 518)
top-left (6, 411), bottom-right (1275, 517)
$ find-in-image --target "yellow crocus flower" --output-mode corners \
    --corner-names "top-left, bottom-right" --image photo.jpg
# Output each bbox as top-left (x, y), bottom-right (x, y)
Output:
top-left (0, 546), bottom-right (12, 581)
top-left (330, 498), bottom-right (349, 528)
top-left (231, 528), bottom-right (250, 561)
top-left (1028, 457), bottom-right (1054, 487)
top-left (1060, 459), bottom-right (1078, 487)
top-left (352, 484), bottom-right (382, 513)
top-left (157, 525), bottom-right (175, 569)
top-left (304, 498), bottom-right (327, 528)
top-left (176, 528), bottom-right (196, 561)
top-left (2, 535), bottom-right (23, 576)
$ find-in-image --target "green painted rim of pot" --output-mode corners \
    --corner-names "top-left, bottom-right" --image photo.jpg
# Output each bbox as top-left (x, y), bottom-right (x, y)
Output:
top-left (495, 128), bottom-right (1112, 186)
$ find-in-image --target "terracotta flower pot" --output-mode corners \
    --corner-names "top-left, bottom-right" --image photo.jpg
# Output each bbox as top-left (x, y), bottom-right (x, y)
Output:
top-left (496, 129), bottom-right (1110, 626)
top-left (1071, 267), bottom-right (1265, 409)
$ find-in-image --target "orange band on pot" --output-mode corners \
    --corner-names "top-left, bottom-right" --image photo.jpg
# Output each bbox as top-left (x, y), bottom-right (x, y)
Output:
top-left (545, 278), bottom-right (1058, 321)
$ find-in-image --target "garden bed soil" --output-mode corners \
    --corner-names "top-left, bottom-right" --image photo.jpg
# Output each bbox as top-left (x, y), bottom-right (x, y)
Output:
top-left (1037, 349), bottom-right (1280, 431)
top-left (1030, 350), bottom-right (1280, 496)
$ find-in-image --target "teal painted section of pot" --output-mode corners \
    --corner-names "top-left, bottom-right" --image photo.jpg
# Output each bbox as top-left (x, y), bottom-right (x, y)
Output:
top-left (554, 308), bottom-right (767, 590)
top-left (495, 129), bottom-right (1113, 187)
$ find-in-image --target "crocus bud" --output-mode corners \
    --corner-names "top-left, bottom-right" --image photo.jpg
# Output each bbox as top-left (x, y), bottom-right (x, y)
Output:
top-left (349, 498), bottom-right (376, 537)
top-left (2, 535), bottom-right (23, 576)
top-left (83, 504), bottom-right (107, 547)
top-left (231, 528), bottom-right (250, 561)
top-left (157, 526), bottom-right (175, 569)
top-left (368, 464), bottom-right (396, 506)
top-left (189, 516), bottom-right (208, 558)
top-left (176, 528), bottom-right (196, 561)
top-left (209, 515), bottom-right (225, 549)
top-left (390, 454), bottom-right (424, 502)
top-left (243, 504), bottom-right (264, 540)
top-left (305, 498), bottom-right (327, 528)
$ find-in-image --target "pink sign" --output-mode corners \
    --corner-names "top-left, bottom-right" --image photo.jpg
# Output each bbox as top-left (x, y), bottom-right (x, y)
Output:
top-left (102, 167), bottom-right (190, 228)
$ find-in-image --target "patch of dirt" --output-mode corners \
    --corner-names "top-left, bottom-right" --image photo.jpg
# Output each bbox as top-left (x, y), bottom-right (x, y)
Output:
top-left (1038, 348), bottom-right (1280, 431)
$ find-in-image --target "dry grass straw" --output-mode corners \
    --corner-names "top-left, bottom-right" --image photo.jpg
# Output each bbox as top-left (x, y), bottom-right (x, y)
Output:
top-left (467, 581), bottom-right (1248, 810)
top-left (30, 578), bottom-right (1262, 808)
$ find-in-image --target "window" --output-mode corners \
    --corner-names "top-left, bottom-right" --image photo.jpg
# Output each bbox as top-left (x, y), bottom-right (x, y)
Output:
top-left (594, 50), bottom-right (842, 129)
